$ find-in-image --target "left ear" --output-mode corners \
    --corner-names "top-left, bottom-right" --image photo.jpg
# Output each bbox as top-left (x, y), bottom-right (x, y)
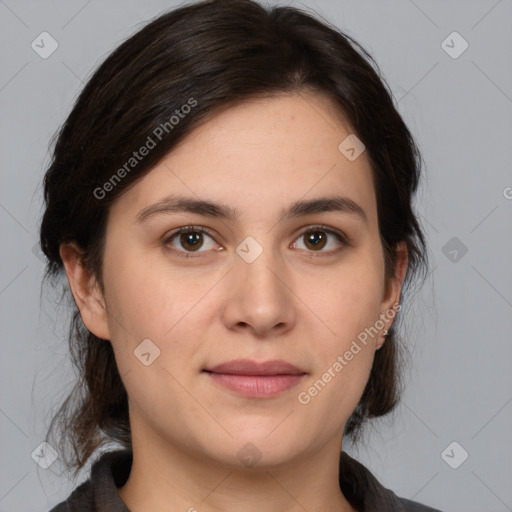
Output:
top-left (380, 240), bottom-right (408, 329)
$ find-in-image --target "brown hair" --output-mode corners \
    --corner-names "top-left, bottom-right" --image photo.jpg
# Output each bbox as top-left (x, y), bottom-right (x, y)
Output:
top-left (40, 0), bottom-right (428, 477)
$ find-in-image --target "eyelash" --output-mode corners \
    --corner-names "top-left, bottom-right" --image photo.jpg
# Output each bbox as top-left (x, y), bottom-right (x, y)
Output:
top-left (163, 224), bottom-right (349, 259)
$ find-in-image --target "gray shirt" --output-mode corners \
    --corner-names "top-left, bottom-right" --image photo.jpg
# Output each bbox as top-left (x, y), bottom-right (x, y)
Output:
top-left (49, 449), bottom-right (443, 511)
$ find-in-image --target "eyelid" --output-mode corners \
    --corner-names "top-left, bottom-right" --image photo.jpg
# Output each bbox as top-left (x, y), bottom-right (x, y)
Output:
top-left (163, 224), bottom-right (349, 258)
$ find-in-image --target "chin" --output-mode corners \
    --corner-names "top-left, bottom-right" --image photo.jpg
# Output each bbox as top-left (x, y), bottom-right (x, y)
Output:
top-left (207, 433), bottom-right (304, 470)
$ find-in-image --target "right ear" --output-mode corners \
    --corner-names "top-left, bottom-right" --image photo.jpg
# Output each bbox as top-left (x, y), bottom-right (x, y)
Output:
top-left (59, 243), bottom-right (111, 340)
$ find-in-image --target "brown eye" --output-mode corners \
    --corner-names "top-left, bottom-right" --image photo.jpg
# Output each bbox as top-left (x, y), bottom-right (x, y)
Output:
top-left (165, 226), bottom-right (218, 257)
top-left (292, 225), bottom-right (347, 255)
top-left (303, 230), bottom-right (328, 250)
top-left (179, 231), bottom-right (204, 251)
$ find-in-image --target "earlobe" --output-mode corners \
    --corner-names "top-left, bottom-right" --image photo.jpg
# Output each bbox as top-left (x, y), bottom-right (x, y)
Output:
top-left (59, 243), bottom-right (111, 340)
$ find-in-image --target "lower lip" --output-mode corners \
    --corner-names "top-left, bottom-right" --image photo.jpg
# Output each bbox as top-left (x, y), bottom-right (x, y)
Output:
top-left (205, 372), bottom-right (305, 398)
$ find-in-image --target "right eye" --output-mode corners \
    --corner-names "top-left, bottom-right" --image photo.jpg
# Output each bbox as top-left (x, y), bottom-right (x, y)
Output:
top-left (164, 226), bottom-right (222, 258)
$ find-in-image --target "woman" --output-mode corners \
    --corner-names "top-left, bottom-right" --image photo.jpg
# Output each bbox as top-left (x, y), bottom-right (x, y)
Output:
top-left (41, 0), bottom-right (441, 510)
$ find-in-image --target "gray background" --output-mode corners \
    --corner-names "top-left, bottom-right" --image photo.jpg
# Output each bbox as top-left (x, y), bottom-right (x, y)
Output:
top-left (0, 1), bottom-right (511, 511)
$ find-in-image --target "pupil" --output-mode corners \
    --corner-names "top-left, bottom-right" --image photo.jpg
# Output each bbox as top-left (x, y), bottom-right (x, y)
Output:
top-left (182, 232), bottom-right (202, 251)
top-left (307, 231), bottom-right (326, 250)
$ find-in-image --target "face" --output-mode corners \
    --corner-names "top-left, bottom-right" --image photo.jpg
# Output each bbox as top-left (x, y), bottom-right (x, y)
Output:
top-left (70, 92), bottom-right (405, 469)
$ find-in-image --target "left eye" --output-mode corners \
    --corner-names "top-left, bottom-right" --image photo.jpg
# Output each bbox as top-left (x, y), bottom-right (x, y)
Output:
top-left (164, 225), bottom-right (347, 257)
top-left (291, 226), bottom-right (347, 254)
top-left (165, 226), bottom-right (219, 256)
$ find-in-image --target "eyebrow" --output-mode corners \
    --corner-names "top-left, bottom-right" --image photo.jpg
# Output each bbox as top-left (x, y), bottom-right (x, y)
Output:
top-left (135, 194), bottom-right (368, 225)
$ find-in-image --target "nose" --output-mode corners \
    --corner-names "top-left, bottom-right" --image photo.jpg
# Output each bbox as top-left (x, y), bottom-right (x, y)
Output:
top-left (220, 242), bottom-right (296, 338)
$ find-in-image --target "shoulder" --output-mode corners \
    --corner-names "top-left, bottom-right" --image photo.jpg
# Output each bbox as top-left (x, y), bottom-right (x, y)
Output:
top-left (398, 496), bottom-right (444, 511)
top-left (339, 451), bottom-right (445, 512)
top-left (48, 479), bottom-right (94, 511)
top-left (48, 449), bottom-right (132, 512)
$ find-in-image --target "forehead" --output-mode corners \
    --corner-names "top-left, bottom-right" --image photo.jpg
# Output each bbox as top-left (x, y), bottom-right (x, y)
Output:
top-left (109, 92), bottom-right (378, 226)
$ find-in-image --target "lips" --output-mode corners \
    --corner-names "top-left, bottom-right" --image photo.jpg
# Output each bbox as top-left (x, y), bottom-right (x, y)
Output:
top-left (203, 359), bottom-right (306, 398)
top-left (205, 359), bottom-right (306, 376)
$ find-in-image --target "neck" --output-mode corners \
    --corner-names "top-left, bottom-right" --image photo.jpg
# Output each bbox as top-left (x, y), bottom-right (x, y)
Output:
top-left (118, 434), bottom-right (357, 512)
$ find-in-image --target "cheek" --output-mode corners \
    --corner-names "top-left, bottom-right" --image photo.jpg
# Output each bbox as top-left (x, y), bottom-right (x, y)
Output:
top-left (102, 243), bottom-right (195, 337)
top-left (296, 286), bottom-right (379, 432)
top-left (309, 257), bottom-right (385, 338)
top-left (308, 287), bottom-right (378, 396)
top-left (100, 252), bottom-right (207, 424)
top-left (100, 245), bottom-right (227, 396)
top-left (298, 254), bottom-right (383, 395)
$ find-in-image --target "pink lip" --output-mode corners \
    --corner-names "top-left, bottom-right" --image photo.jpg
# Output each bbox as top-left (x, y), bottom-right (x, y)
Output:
top-left (204, 359), bottom-right (306, 398)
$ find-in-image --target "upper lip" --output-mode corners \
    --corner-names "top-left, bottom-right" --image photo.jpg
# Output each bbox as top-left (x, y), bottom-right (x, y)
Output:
top-left (204, 359), bottom-right (306, 376)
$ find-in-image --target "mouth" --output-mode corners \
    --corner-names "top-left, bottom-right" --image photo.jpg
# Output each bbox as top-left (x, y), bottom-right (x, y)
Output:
top-left (203, 359), bottom-right (307, 398)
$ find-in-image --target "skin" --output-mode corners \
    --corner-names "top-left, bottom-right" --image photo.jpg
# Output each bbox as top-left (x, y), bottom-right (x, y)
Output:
top-left (61, 91), bottom-right (407, 512)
